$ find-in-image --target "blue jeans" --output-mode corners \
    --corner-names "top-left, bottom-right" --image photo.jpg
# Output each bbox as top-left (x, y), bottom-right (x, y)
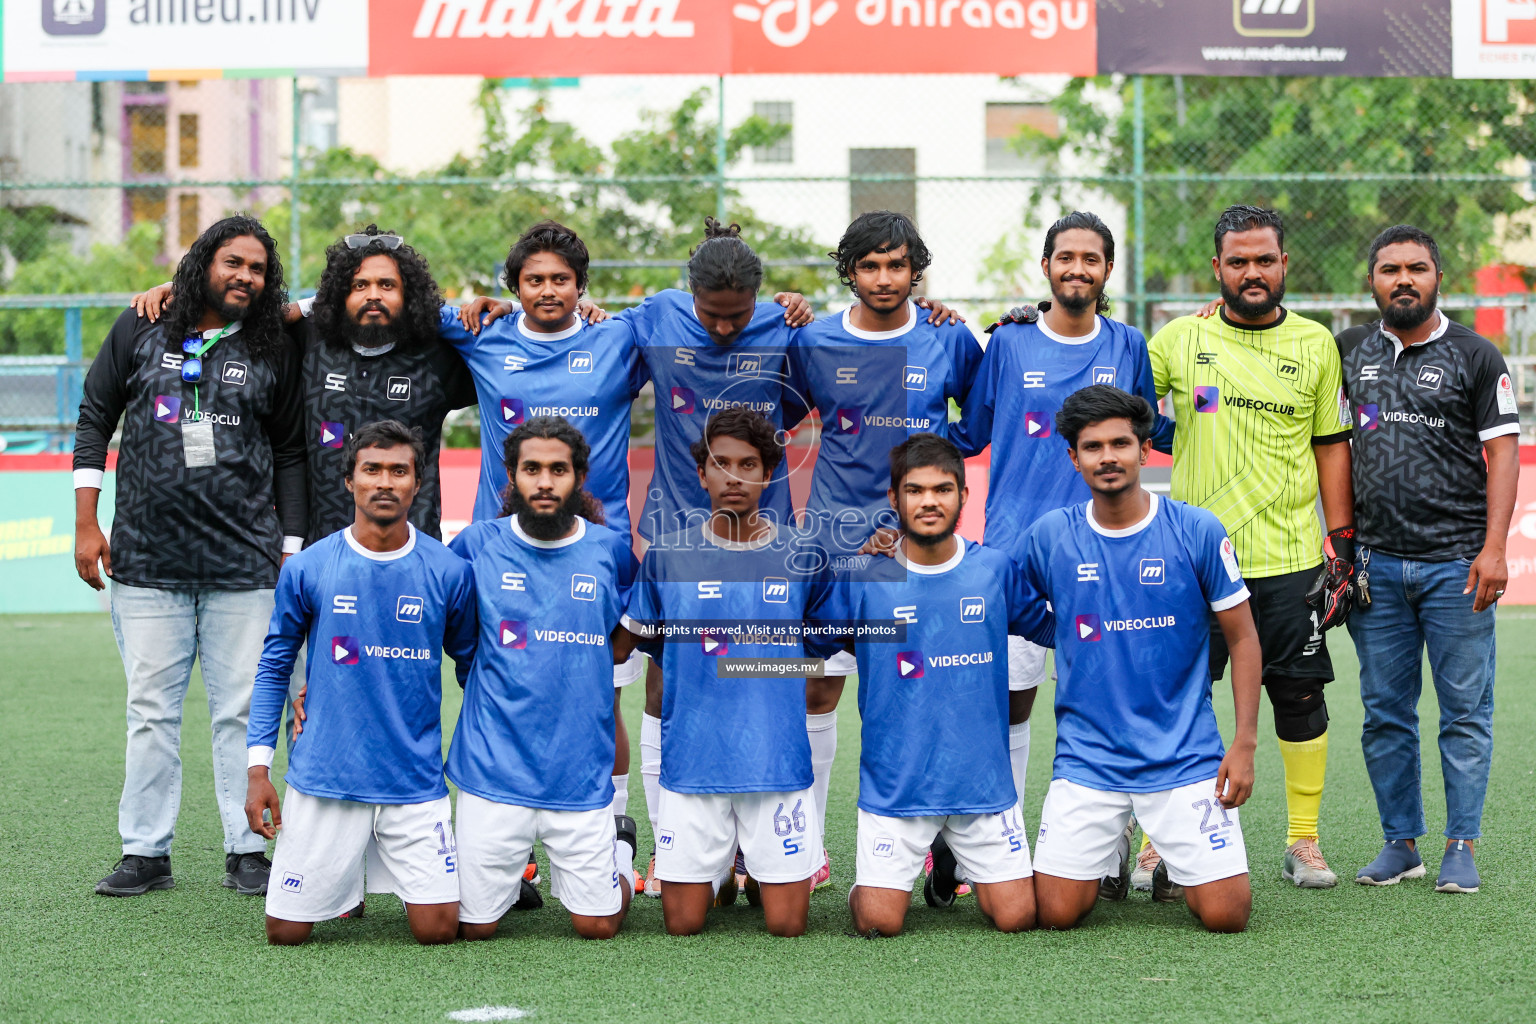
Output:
top-left (109, 583), bottom-right (274, 857)
top-left (1347, 549), bottom-right (1496, 841)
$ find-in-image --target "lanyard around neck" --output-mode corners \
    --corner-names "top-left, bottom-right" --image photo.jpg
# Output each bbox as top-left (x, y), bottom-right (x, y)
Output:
top-left (190, 323), bottom-right (234, 418)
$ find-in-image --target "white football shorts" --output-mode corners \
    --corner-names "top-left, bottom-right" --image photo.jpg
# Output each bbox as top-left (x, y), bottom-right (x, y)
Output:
top-left (854, 805), bottom-right (1032, 891)
top-left (266, 789), bottom-right (458, 922)
top-left (614, 650), bottom-right (646, 688)
top-left (455, 791), bottom-right (625, 922)
top-left (1034, 777), bottom-right (1249, 887)
top-left (1007, 635), bottom-right (1048, 692)
top-left (822, 649), bottom-right (858, 677)
top-left (654, 787), bottom-right (821, 885)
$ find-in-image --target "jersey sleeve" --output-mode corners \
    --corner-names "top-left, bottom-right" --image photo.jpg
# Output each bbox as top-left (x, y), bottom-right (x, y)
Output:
top-left (780, 327), bottom-right (812, 430)
top-left (73, 308), bottom-right (140, 479)
top-left (1310, 334), bottom-right (1350, 441)
top-left (950, 329), bottom-right (1000, 457)
top-left (948, 323), bottom-right (984, 407)
top-left (247, 558), bottom-right (311, 750)
top-left (1147, 323), bottom-right (1174, 399)
top-left (261, 332), bottom-right (309, 541)
top-left (622, 550), bottom-right (663, 638)
top-left (1003, 556), bottom-right (1055, 647)
top-left (443, 557), bottom-right (479, 688)
top-left (437, 304), bottom-right (476, 355)
top-left (802, 560), bottom-right (848, 658)
top-left (1191, 509), bottom-right (1251, 612)
top-left (447, 521), bottom-right (482, 561)
top-left (444, 346), bottom-right (479, 410)
top-left (614, 533), bottom-right (641, 609)
top-left (1130, 332), bottom-right (1176, 455)
top-left (1469, 340), bottom-right (1521, 442)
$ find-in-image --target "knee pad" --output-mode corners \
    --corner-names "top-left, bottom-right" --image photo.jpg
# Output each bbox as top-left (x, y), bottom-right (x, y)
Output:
top-left (1267, 676), bottom-right (1329, 742)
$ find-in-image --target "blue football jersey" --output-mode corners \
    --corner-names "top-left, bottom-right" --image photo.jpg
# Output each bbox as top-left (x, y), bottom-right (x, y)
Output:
top-left (631, 290), bottom-right (806, 541)
top-left (815, 540), bottom-right (1051, 816)
top-left (792, 302), bottom-right (982, 544)
top-left (952, 315), bottom-right (1173, 564)
top-left (1021, 494), bottom-right (1250, 793)
top-left (248, 526), bottom-right (477, 804)
top-left (438, 307), bottom-right (649, 533)
top-left (446, 516), bottom-right (637, 811)
top-left (623, 524), bottom-right (834, 793)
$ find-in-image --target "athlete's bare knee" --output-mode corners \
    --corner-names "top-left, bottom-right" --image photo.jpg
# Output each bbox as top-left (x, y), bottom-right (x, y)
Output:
top-left (458, 921), bottom-right (499, 941)
top-left (571, 913), bottom-right (624, 940)
top-left (265, 917), bottom-right (312, 945)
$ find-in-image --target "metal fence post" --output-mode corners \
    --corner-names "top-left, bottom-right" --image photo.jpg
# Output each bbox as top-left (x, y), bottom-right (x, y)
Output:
top-left (290, 77), bottom-right (303, 291)
top-left (61, 306), bottom-right (84, 444)
top-left (1133, 75), bottom-right (1147, 333)
top-left (716, 75), bottom-right (728, 224)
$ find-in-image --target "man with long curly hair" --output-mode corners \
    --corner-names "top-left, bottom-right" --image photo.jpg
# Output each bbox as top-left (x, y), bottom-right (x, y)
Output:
top-left (74, 214), bottom-right (307, 900)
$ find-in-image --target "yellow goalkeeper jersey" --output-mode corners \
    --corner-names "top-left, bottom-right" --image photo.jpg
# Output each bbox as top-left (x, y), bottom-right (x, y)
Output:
top-left (1149, 309), bottom-right (1349, 578)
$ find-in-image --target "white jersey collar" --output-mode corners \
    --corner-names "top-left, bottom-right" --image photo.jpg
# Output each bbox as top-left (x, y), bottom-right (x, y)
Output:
top-left (1381, 309), bottom-right (1449, 361)
top-left (510, 513), bottom-right (587, 549)
top-left (517, 311), bottom-right (583, 343)
top-left (841, 301), bottom-right (918, 341)
top-left (1086, 491), bottom-right (1160, 538)
top-left (343, 523), bottom-right (417, 561)
top-left (896, 537), bottom-right (965, 575)
top-left (1035, 313), bottom-right (1101, 346)
top-left (703, 520), bottom-right (779, 550)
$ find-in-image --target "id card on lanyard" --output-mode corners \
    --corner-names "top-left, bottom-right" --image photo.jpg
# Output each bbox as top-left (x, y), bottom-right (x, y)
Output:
top-left (181, 324), bottom-right (233, 469)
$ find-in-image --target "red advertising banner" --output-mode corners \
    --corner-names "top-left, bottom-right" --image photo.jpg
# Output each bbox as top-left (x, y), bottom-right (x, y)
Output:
top-left (368, 0), bottom-right (1096, 76)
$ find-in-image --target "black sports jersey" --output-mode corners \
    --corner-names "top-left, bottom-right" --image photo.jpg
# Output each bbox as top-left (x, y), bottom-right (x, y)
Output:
top-left (74, 309), bottom-right (306, 589)
top-left (1338, 314), bottom-right (1521, 560)
top-left (291, 318), bottom-right (476, 545)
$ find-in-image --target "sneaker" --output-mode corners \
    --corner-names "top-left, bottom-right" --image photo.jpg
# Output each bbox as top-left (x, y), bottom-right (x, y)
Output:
top-left (1355, 839), bottom-right (1425, 886)
top-left (714, 870), bottom-right (740, 908)
top-left (1151, 860), bottom-right (1184, 903)
top-left (1098, 819), bottom-right (1133, 901)
top-left (1435, 840), bottom-right (1480, 894)
top-left (923, 834), bottom-right (961, 908)
top-left (522, 851), bottom-right (541, 887)
top-left (512, 876), bottom-right (544, 911)
top-left (615, 815), bottom-right (640, 893)
top-left (1131, 842), bottom-right (1162, 893)
top-left (222, 852), bottom-right (271, 895)
top-left (1282, 838), bottom-right (1339, 889)
top-left (809, 850), bottom-right (832, 891)
top-left (95, 855), bottom-right (174, 897)
top-left (644, 851), bottom-right (661, 898)
top-left (338, 901), bottom-right (365, 919)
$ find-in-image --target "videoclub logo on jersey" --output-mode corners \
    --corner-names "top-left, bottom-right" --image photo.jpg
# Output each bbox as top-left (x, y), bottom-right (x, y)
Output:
top-left (499, 620), bottom-right (528, 649)
top-left (903, 366), bottom-right (927, 390)
top-left (836, 407), bottom-right (861, 434)
top-left (222, 362), bottom-right (248, 386)
top-left (388, 376), bottom-right (411, 401)
top-left (568, 351), bottom-right (594, 374)
top-left (730, 353), bottom-right (762, 378)
top-left (1025, 412), bottom-right (1052, 438)
top-left (153, 395), bottom-right (181, 423)
top-left (1357, 403), bottom-right (1380, 430)
top-left (571, 574), bottom-right (597, 601)
top-left (331, 636), bottom-right (361, 665)
top-left (500, 398), bottom-right (525, 425)
top-left (897, 650), bottom-right (925, 679)
top-left (1417, 365), bottom-right (1444, 391)
top-left (396, 595), bottom-right (424, 623)
top-left (671, 387), bottom-right (696, 414)
top-left (43, 0), bottom-right (105, 35)
top-left (1093, 366), bottom-right (1116, 386)
top-left (701, 630), bottom-right (729, 656)
top-left (1075, 614), bottom-right (1101, 642)
top-left (960, 596), bottom-right (986, 622)
top-left (320, 421), bottom-right (345, 448)
top-left (1139, 559), bottom-right (1165, 585)
top-left (1194, 386), bottom-right (1220, 413)
top-left (764, 577), bottom-right (789, 603)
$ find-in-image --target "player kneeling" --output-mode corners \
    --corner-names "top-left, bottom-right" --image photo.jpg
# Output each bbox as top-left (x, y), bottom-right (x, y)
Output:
top-left (246, 421), bottom-right (477, 945)
top-left (449, 417), bottom-right (639, 940)
top-left (822, 434), bottom-right (1049, 936)
top-left (1022, 386), bottom-right (1261, 934)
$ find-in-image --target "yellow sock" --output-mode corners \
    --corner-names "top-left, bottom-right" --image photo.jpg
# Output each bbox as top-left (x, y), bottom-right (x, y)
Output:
top-left (1278, 732), bottom-right (1328, 846)
top-left (1140, 833), bottom-right (1153, 853)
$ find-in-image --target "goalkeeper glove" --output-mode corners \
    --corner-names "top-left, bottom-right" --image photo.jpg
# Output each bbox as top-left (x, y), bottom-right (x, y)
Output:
top-left (1305, 525), bottom-right (1356, 630)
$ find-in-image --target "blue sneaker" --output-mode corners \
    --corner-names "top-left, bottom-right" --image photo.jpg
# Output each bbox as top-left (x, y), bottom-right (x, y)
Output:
top-left (1435, 840), bottom-right (1480, 893)
top-left (1355, 839), bottom-right (1425, 886)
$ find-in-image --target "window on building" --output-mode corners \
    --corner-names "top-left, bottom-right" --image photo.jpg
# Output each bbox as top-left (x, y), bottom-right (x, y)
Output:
top-left (129, 188), bottom-right (167, 228)
top-left (178, 194), bottom-right (200, 248)
top-left (126, 105), bottom-right (167, 175)
top-left (752, 102), bottom-right (793, 164)
top-left (178, 114), bottom-right (199, 169)
top-left (985, 102), bottom-right (1057, 172)
top-left (849, 148), bottom-right (916, 221)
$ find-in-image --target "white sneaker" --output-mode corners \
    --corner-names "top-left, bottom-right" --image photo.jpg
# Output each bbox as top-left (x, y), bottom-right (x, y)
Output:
top-left (1282, 838), bottom-right (1339, 889)
top-left (1131, 842), bottom-right (1162, 892)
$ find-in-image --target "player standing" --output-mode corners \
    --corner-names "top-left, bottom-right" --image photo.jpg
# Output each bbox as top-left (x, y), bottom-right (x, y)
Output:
top-left (245, 420), bottom-right (477, 944)
top-left (1148, 205), bottom-right (1354, 889)
top-left (1025, 386), bottom-right (1260, 933)
top-left (821, 434), bottom-right (1048, 935)
top-left (449, 417), bottom-right (639, 939)
top-left (619, 409), bottom-right (833, 936)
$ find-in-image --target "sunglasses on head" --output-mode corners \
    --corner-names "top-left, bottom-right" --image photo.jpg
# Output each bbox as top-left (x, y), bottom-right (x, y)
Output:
top-left (344, 233), bottom-right (405, 251)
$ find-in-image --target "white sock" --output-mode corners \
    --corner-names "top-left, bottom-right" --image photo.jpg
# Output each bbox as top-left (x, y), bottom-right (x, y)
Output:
top-left (808, 711), bottom-right (837, 851)
top-left (1009, 719), bottom-right (1031, 811)
top-left (616, 834), bottom-right (636, 867)
top-left (610, 774), bottom-right (629, 817)
top-left (640, 713), bottom-right (662, 841)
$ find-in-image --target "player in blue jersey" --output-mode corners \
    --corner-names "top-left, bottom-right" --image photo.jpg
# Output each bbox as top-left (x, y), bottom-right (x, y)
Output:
top-left (790, 211), bottom-right (983, 888)
top-left (950, 211), bottom-right (1173, 894)
top-left (449, 417), bottom-right (641, 940)
top-left (245, 420), bottom-right (477, 945)
top-left (618, 408), bottom-right (834, 937)
top-left (1021, 386), bottom-right (1260, 933)
top-left (817, 434), bottom-right (1050, 936)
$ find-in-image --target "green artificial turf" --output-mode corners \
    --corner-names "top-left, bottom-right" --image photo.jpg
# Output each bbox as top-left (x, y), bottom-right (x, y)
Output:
top-left (1, 612), bottom-right (1533, 1024)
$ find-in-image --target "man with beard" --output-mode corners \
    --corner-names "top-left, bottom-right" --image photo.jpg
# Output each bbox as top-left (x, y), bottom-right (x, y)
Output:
top-left (949, 211), bottom-right (1172, 896)
top-left (75, 215), bottom-right (306, 898)
top-left (448, 416), bottom-right (640, 939)
top-left (815, 434), bottom-right (1050, 936)
top-left (1148, 205), bottom-right (1355, 890)
top-left (1335, 226), bottom-right (1519, 894)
